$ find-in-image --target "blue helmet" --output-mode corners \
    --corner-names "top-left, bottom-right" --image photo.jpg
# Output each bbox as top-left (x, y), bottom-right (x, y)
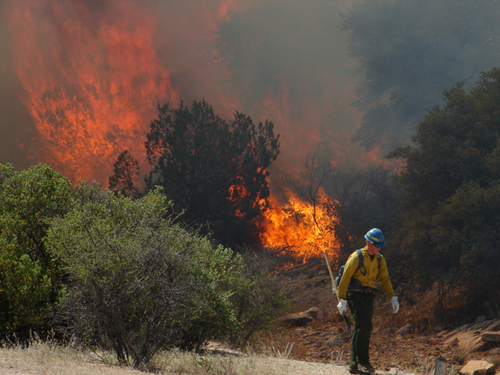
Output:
top-left (364, 228), bottom-right (386, 248)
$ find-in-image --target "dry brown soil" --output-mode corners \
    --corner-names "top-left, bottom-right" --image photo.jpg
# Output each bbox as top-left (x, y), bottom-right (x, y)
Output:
top-left (265, 257), bottom-right (500, 374)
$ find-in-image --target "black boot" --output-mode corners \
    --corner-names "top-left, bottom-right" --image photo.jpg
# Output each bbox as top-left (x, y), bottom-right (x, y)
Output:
top-left (358, 363), bottom-right (375, 373)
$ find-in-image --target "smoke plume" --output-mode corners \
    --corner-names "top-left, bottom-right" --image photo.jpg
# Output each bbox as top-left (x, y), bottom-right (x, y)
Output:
top-left (2, 0), bottom-right (500, 185)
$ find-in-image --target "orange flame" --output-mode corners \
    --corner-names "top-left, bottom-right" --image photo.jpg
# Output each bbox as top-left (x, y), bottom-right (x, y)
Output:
top-left (258, 186), bottom-right (342, 264)
top-left (9, 0), bottom-right (179, 182)
top-left (8, 1), bottom-right (348, 265)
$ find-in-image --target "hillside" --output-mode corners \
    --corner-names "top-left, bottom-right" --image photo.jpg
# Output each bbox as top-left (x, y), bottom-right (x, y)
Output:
top-left (265, 257), bottom-right (500, 373)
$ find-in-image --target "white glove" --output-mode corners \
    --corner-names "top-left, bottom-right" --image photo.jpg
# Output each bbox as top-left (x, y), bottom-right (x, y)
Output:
top-left (337, 299), bottom-right (347, 315)
top-left (391, 296), bottom-right (399, 314)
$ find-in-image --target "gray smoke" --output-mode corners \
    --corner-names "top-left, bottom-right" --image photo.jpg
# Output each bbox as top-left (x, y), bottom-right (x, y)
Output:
top-left (2, 0), bottom-right (500, 182)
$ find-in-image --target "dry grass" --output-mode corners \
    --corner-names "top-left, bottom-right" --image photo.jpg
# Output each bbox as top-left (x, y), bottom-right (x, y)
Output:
top-left (0, 339), bottom-right (142, 375)
top-left (0, 338), bottom-right (349, 375)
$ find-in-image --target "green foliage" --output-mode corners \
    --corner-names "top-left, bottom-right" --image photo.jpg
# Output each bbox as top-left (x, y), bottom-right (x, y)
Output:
top-left (228, 249), bottom-right (291, 348)
top-left (0, 163), bottom-right (71, 335)
top-left (145, 99), bottom-right (280, 247)
top-left (0, 241), bottom-right (53, 333)
top-left (389, 68), bottom-right (500, 319)
top-left (47, 183), bottom-right (245, 368)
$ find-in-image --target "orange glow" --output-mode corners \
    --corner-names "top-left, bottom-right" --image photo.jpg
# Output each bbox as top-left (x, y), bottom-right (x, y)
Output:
top-left (9, 0), bottom-right (179, 182)
top-left (7, 1), bottom-right (356, 265)
top-left (257, 186), bottom-right (342, 264)
top-left (228, 176), bottom-right (253, 218)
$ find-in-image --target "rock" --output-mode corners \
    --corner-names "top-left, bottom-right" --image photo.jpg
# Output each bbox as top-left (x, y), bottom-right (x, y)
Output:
top-left (305, 307), bottom-right (320, 319)
top-left (396, 323), bottom-right (415, 336)
top-left (482, 333), bottom-right (500, 345)
top-left (282, 312), bottom-right (313, 327)
top-left (327, 335), bottom-right (344, 346)
top-left (281, 307), bottom-right (321, 327)
top-left (459, 360), bottom-right (495, 375)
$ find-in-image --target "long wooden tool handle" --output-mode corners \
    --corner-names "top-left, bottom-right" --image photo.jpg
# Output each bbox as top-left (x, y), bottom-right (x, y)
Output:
top-left (324, 251), bottom-right (340, 301)
top-left (324, 251), bottom-right (351, 333)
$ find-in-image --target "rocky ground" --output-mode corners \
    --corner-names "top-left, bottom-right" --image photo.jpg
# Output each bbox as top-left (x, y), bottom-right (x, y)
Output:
top-left (265, 257), bottom-right (500, 374)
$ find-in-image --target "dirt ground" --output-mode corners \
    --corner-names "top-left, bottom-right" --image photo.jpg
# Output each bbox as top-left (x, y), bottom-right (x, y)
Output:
top-left (266, 257), bottom-right (500, 374)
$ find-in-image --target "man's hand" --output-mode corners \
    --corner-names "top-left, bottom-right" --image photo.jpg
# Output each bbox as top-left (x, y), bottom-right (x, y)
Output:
top-left (391, 296), bottom-right (399, 314)
top-left (337, 298), bottom-right (347, 314)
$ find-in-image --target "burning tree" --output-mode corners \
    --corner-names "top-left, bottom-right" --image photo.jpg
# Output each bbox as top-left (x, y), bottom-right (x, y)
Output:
top-left (145, 99), bottom-right (280, 247)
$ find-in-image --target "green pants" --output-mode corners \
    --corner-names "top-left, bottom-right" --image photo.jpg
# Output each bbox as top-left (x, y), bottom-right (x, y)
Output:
top-left (347, 291), bottom-right (374, 366)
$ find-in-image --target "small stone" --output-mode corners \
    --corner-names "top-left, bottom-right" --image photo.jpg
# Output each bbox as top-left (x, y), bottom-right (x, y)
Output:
top-left (396, 323), bottom-right (414, 336)
top-left (305, 307), bottom-right (320, 319)
top-left (327, 335), bottom-right (344, 347)
top-left (282, 312), bottom-right (313, 327)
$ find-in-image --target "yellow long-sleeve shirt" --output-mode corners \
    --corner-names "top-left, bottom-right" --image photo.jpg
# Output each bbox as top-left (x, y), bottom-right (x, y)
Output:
top-left (337, 246), bottom-right (395, 300)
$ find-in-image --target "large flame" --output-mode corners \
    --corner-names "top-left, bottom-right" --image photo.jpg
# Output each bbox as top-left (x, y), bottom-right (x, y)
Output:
top-left (258, 186), bottom-right (342, 264)
top-left (7, 0), bottom-right (352, 263)
top-left (9, 0), bottom-right (179, 182)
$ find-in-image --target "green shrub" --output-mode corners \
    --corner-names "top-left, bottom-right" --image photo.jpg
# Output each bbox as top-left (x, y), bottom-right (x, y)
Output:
top-left (0, 163), bottom-right (71, 336)
top-left (47, 183), bottom-right (244, 369)
top-left (229, 248), bottom-right (291, 348)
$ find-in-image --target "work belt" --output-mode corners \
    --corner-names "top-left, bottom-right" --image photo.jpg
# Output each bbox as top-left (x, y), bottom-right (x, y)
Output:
top-left (350, 286), bottom-right (377, 294)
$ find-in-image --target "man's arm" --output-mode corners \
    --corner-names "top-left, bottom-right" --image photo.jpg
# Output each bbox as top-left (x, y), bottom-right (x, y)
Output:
top-left (378, 255), bottom-right (395, 297)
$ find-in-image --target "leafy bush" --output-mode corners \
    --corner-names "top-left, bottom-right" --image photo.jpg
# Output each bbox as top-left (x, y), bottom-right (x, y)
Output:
top-left (0, 163), bottom-right (71, 336)
top-left (47, 183), bottom-right (245, 368)
top-left (228, 248), bottom-right (291, 348)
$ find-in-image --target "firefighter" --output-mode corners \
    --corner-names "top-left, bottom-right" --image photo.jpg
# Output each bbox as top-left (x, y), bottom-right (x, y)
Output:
top-left (337, 228), bottom-right (399, 374)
